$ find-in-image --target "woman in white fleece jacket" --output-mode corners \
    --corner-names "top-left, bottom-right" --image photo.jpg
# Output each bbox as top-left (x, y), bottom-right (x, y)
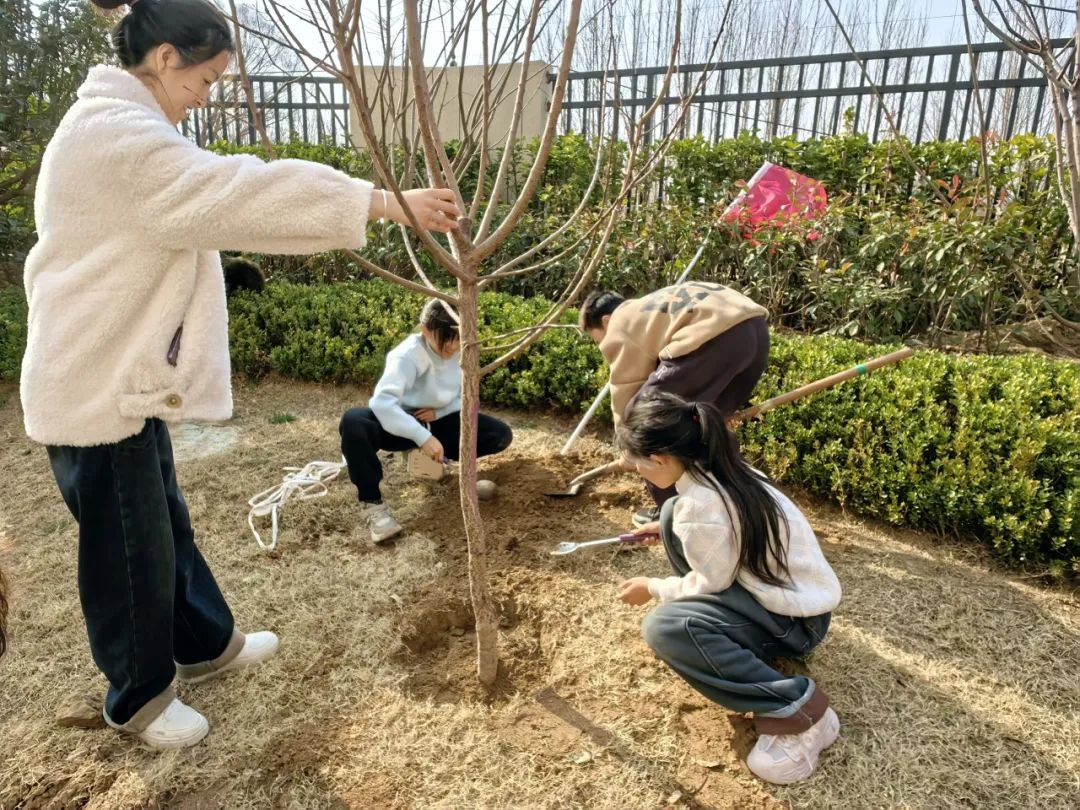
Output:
top-left (616, 391), bottom-right (842, 786)
top-left (22, 0), bottom-right (459, 750)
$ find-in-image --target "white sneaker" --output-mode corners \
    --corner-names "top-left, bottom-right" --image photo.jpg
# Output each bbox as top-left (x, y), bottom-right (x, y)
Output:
top-left (180, 631), bottom-right (281, 684)
top-left (105, 698), bottom-right (209, 750)
top-left (747, 707), bottom-right (840, 784)
top-left (364, 501), bottom-right (403, 543)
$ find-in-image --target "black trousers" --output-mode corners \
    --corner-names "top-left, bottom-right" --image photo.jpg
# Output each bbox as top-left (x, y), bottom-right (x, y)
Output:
top-left (47, 419), bottom-right (238, 729)
top-left (339, 407), bottom-right (513, 502)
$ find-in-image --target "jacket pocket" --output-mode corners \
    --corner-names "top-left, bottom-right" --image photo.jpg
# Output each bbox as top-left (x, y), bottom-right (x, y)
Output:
top-left (117, 353), bottom-right (190, 420)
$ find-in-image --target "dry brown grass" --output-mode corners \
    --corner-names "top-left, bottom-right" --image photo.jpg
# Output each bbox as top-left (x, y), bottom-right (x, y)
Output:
top-left (0, 379), bottom-right (1077, 809)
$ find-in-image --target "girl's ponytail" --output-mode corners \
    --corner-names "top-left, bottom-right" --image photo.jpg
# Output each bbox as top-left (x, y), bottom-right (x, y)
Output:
top-left (619, 391), bottom-right (791, 587)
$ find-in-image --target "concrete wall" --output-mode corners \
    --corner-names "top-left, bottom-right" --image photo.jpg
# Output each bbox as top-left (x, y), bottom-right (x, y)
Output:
top-left (349, 61), bottom-right (552, 151)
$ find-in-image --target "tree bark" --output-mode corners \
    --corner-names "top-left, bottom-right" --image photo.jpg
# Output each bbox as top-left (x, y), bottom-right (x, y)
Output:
top-left (456, 276), bottom-right (499, 685)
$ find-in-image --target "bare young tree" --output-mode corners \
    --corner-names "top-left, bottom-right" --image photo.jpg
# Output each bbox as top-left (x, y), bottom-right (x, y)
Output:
top-left (971, 0), bottom-right (1080, 300)
top-left (239, 0), bottom-right (730, 685)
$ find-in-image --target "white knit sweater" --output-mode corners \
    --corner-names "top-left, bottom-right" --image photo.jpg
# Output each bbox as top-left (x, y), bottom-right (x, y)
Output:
top-left (21, 65), bottom-right (374, 446)
top-left (649, 470), bottom-right (842, 617)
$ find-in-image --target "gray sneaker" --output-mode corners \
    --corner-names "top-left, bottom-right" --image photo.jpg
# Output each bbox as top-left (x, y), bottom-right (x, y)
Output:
top-left (363, 502), bottom-right (403, 544)
top-left (632, 506), bottom-right (661, 528)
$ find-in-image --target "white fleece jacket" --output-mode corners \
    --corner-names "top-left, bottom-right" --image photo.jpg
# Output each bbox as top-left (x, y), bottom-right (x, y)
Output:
top-left (21, 65), bottom-right (374, 447)
top-left (649, 470), bottom-right (842, 617)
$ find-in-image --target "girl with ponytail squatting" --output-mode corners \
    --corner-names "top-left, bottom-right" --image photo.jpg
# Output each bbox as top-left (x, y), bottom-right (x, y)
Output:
top-left (617, 391), bottom-right (842, 785)
top-left (20, 0), bottom-right (459, 749)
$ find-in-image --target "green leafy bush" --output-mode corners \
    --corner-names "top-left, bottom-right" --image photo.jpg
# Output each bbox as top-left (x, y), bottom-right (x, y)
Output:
top-left (200, 132), bottom-right (1076, 344)
top-left (0, 286), bottom-right (27, 381)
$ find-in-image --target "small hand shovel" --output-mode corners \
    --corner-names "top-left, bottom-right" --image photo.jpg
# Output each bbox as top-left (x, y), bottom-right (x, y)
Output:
top-left (550, 531), bottom-right (659, 556)
top-left (405, 450), bottom-right (458, 481)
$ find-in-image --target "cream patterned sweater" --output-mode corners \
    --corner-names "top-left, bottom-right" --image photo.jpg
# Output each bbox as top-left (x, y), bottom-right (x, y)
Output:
top-left (22, 65), bottom-right (374, 446)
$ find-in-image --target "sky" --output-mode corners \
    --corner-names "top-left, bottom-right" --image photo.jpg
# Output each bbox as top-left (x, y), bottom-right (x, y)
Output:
top-left (251, 0), bottom-right (1042, 72)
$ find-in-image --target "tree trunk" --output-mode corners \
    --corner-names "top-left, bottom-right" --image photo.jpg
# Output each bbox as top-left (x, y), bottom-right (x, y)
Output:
top-left (456, 277), bottom-right (500, 685)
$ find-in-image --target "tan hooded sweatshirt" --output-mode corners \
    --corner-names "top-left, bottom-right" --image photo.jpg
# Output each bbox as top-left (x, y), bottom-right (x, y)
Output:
top-left (598, 282), bottom-right (767, 426)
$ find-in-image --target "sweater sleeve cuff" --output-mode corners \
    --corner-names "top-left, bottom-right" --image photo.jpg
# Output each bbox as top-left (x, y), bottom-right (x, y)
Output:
top-left (647, 578), bottom-right (667, 601)
top-left (405, 422), bottom-right (433, 447)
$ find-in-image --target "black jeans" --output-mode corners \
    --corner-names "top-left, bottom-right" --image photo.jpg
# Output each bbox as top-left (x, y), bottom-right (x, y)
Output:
top-left (642, 497), bottom-right (832, 734)
top-left (47, 419), bottom-right (240, 730)
top-left (339, 407), bottom-right (513, 503)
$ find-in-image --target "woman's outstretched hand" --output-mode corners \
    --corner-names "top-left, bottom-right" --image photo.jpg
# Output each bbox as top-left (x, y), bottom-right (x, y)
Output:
top-left (377, 188), bottom-right (461, 233)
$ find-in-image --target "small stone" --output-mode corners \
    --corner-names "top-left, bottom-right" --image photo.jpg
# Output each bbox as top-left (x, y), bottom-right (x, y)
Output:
top-left (666, 791), bottom-right (683, 805)
top-left (476, 480), bottom-right (497, 501)
top-left (450, 626), bottom-right (466, 637)
top-left (570, 750), bottom-right (592, 765)
top-left (55, 693), bottom-right (105, 729)
top-left (692, 758), bottom-right (724, 769)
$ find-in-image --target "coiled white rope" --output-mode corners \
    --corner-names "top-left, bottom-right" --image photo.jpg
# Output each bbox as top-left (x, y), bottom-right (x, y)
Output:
top-left (247, 459), bottom-right (346, 551)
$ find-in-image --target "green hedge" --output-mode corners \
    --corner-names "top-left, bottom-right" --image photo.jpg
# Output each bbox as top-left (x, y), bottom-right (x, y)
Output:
top-left (6, 132), bottom-right (1074, 343)
top-left (2, 280), bottom-right (1076, 568)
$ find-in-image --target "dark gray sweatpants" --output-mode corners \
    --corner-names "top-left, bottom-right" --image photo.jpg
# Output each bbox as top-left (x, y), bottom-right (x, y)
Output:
top-left (641, 497), bottom-right (832, 734)
top-left (634, 316), bottom-right (770, 507)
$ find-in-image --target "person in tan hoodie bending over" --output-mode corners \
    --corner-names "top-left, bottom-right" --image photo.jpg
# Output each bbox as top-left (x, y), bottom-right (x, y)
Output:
top-left (579, 282), bottom-right (769, 526)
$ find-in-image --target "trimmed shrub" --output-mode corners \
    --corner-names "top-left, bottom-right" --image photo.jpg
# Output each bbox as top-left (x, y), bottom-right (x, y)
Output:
top-left (199, 132), bottom-right (1077, 344)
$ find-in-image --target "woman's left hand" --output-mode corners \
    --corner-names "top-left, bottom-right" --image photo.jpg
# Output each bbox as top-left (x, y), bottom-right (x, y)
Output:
top-left (619, 577), bottom-right (653, 606)
top-left (414, 408), bottom-right (437, 423)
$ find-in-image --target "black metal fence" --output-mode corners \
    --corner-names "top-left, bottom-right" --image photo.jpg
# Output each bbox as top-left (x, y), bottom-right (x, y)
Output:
top-left (186, 41), bottom-right (1067, 148)
top-left (181, 74), bottom-right (350, 147)
top-left (561, 40), bottom-right (1069, 144)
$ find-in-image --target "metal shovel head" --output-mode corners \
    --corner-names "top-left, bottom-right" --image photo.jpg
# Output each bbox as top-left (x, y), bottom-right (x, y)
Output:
top-left (545, 482), bottom-right (584, 498)
top-left (551, 541), bottom-right (579, 555)
top-left (544, 459), bottom-right (623, 498)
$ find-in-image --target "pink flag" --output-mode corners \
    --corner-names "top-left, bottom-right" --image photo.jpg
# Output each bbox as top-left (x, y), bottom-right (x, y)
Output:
top-left (721, 162), bottom-right (827, 228)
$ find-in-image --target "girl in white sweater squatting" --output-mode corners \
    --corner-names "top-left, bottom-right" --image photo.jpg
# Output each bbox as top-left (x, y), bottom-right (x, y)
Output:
top-left (616, 391), bottom-right (843, 785)
top-left (339, 300), bottom-right (513, 543)
top-left (21, 0), bottom-right (459, 750)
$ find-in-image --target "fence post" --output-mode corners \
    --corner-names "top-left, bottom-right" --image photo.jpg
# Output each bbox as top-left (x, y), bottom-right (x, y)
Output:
top-left (938, 51), bottom-right (962, 141)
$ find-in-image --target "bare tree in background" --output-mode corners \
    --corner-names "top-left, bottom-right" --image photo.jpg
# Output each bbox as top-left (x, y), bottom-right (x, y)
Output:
top-left (241, 0), bottom-right (730, 685)
top-left (542, 0), bottom-right (937, 142)
top-left (971, 0), bottom-right (1080, 298)
top-left (234, 2), bottom-right (302, 74)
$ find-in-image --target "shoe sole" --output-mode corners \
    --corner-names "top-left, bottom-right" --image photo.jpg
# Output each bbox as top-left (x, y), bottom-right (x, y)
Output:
top-left (179, 637), bottom-right (282, 685)
top-left (104, 714), bottom-right (210, 750)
